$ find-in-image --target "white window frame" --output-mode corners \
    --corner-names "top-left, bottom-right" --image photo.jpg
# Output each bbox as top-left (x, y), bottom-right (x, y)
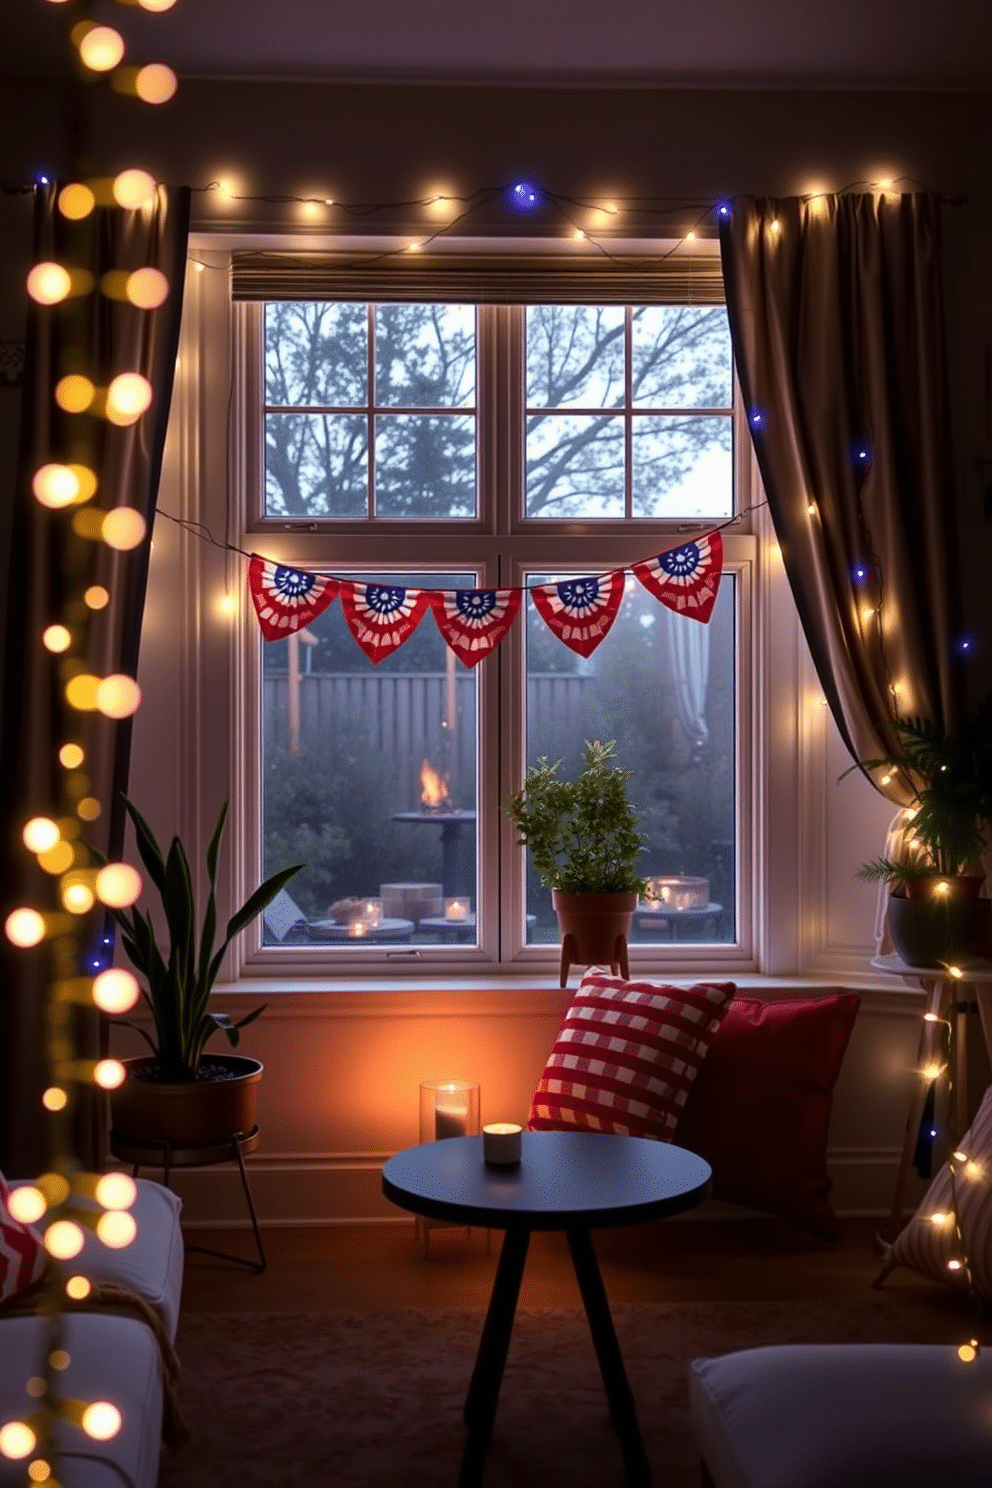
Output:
top-left (152, 235), bottom-right (878, 991)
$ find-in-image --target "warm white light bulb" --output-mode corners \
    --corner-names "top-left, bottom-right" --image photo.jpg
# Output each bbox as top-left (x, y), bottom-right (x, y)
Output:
top-left (42, 1087), bottom-right (68, 1112)
top-left (112, 169), bottom-right (156, 210)
top-left (135, 63), bottom-right (178, 105)
top-left (81, 1403), bottom-right (122, 1442)
top-left (102, 508), bottom-right (147, 551)
top-left (27, 261), bottom-right (71, 305)
top-left (78, 25), bottom-right (125, 73)
top-left (44, 1220), bottom-right (85, 1259)
top-left (126, 268), bottom-right (169, 309)
top-left (138, 0), bottom-right (178, 10)
top-left (0, 1422), bottom-right (36, 1461)
top-left (92, 968), bottom-right (139, 1014)
top-left (62, 880), bottom-right (96, 915)
top-left (96, 674), bottom-right (142, 719)
top-left (33, 463), bottom-right (80, 509)
top-left (42, 625), bottom-right (72, 654)
top-left (106, 373), bottom-right (153, 426)
top-left (66, 1274), bottom-right (91, 1300)
top-left (22, 817), bottom-right (60, 853)
top-left (93, 1059), bottom-right (126, 1091)
top-left (95, 863), bottom-right (142, 907)
top-left (95, 1173), bottom-right (137, 1211)
top-left (6, 1185), bottom-right (47, 1224)
top-left (97, 1210), bottom-right (137, 1249)
top-left (5, 908), bottom-right (45, 948)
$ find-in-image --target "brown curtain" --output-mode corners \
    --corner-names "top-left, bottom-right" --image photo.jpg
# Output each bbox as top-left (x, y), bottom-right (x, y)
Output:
top-left (0, 184), bottom-right (190, 1177)
top-left (719, 193), bottom-right (962, 792)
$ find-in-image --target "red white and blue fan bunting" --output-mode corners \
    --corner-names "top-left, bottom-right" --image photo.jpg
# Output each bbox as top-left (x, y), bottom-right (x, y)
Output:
top-left (248, 554), bottom-right (339, 641)
top-left (339, 580), bottom-right (430, 664)
top-left (430, 587), bottom-right (522, 668)
top-left (632, 530), bottom-right (723, 623)
top-left (530, 570), bottom-right (626, 657)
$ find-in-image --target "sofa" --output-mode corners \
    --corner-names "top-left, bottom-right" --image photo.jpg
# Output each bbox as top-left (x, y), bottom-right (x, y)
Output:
top-left (689, 1342), bottom-right (992, 1488)
top-left (0, 1177), bottom-right (184, 1488)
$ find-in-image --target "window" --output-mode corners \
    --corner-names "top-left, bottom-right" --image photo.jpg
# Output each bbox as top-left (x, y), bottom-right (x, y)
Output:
top-left (236, 256), bottom-right (751, 972)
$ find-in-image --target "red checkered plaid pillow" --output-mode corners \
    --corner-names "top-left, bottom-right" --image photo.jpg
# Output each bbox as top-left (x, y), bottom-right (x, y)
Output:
top-left (529, 968), bottom-right (736, 1140)
top-left (0, 1171), bottom-right (47, 1303)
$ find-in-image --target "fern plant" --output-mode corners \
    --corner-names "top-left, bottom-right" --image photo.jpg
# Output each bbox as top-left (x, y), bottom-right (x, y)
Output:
top-left (843, 699), bottom-right (992, 891)
top-left (102, 798), bottom-right (302, 1081)
top-left (504, 739), bottom-right (647, 896)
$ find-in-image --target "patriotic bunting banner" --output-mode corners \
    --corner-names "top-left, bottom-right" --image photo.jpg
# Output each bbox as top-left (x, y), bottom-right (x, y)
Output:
top-left (430, 587), bottom-right (522, 668)
top-left (338, 580), bottom-right (430, 664)
top-left (632, 530), bottom-right (723, 623)
top-left (247, 530), bottom-right (725, 662)
top-left (248, 554), bottom-right (339, 641)
top-left (530, 570), bottom-right (626, 657)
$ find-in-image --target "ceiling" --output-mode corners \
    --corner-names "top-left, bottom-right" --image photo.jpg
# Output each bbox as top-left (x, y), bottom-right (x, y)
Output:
top-left (4, 0), bottom-right (992, 89)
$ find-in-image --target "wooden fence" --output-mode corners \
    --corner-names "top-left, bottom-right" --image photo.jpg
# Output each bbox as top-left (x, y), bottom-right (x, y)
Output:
top-left (263, 672), bottom-right (592, 810)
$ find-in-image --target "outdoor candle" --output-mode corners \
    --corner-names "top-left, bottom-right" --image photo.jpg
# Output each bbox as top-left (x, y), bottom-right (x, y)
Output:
top-left (444, 897), bottom-right (469, 921)
top-left (483, 1123), bottom-right (522, 1165)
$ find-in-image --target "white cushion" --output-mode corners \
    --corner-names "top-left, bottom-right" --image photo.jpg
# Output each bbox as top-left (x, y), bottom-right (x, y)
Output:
top-left (11, 1178), bottom-right (184, 1343)
top-left (689, 1343), bottom-right (992, 1488)
top-left (0, 1313), bottom-right (163, 1488)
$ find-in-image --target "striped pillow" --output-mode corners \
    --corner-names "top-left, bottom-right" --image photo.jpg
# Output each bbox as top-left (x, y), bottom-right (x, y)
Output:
top-left (0, 1171), bottom-right (47, 1304)
top-left (528, 968), bottom-right (736, 1140)
top-left (883, 1083), bottom-right (992, 1300)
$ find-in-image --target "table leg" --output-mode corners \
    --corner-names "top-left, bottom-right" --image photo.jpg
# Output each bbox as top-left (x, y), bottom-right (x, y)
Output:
top-left (459, 1225), bottom-right (530, 1488)
top-left (567, 1226), bottom-right (651, 1487)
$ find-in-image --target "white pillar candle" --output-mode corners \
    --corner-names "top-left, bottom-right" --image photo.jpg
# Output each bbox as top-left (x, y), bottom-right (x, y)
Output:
top-left (483, 1123), bottom-right (522, 1165)
top-left (435, 1104), bottom-right (468, 1140)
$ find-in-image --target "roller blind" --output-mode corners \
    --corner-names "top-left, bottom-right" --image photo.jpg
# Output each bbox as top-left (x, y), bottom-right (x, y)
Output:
top-left (231, 249), bottom-right (724, 305)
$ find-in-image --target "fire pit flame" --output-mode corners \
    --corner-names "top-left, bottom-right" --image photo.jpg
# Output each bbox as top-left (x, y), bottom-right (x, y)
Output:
top-left (420, 758), bottom-right (452, 809)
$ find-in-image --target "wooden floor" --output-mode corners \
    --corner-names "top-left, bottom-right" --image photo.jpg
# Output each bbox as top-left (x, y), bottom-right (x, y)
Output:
top-left (178, 1215), bottom-right (973, 1324)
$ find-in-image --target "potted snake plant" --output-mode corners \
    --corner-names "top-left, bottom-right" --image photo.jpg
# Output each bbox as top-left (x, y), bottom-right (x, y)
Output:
top-left (505, 739), bottom-right (647, 986)
top-left (103, 797), bottom-right (302, 1148)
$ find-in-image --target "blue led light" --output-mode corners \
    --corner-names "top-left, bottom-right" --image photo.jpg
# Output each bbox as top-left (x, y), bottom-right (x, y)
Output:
top-left (955, 635), bottom-right (975, 656)
top-left (510, 181), bottom-right (541, 212)
top-left (750, 409), bottom-right (764, 429)
top-left (717, 201), bottom-right (731, 218)
top-left (852, 562), bottom-right (869, 583)
top-left (36, 171), bottom-right (51, 187)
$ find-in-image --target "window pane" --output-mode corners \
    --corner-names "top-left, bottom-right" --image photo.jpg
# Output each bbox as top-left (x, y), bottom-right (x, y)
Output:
top-left (375, 414), bottom-right (477, 518)
top-left (262, 572), bottom-right (478, 948)
top-left (524, 572), bottom-right (736, 947)
top-left (265, 413), bottom-right (368, 518)
top-left (632, 306), bottom-right (732, 409)
top-left (525, 413), bottom-right (624, 519)
top-left (526, 305), bottom-right (625, 409)
top-left (375, 304), bottom-right (475, 408)
top-left (632, 415), bottom-right (732, 519)
top-left (265, 302), bottom-right (367, 408)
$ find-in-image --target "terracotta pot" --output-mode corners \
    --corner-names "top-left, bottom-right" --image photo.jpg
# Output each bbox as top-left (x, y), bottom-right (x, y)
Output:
top-left (109, 1054), bottom-right (263, 1150)
top-left (551, 889), bottom-right (638, 988)
top-left (886, 892), bottom-right (992, 969)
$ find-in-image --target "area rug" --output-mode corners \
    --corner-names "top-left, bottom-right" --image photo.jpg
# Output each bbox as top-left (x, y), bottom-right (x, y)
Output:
top-left (160, 1295), bottom-right (970, 1488)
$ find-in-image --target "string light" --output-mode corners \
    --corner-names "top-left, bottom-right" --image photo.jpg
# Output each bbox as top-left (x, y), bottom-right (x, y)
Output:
top-left (112, 169), bottom-right (156, 210)
top-left (27, 262), bottom-right (71, 305)
top-left (92, 968), bottom-right (139, 1013)
top-left (101, 508), bottom-right (147, 550)
top-left (57, 183), bottom-right (95, 220)
top-left (75, 24), bottom-right (126, 73)
top-left (135, 63), bottom-right (178, 105)
top-left (126, 268), bottom-right (169, 309)
top-left (105, 372), bottom-right (153, 425)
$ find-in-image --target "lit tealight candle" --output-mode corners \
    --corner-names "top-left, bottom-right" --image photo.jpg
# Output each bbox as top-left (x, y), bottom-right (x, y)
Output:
top-left (483, 1123), bottom-right (522, 1166)
top-left (444, 898), bottom-right (469, 921)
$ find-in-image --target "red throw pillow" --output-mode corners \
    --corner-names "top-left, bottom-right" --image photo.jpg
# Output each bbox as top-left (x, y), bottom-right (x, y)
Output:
top-left (674, 994), bottom-right (861, 1240)
top-left (0, 1172), bottom-right (47, 1304)
top-left (528, 968), bottom-right (736, 1141)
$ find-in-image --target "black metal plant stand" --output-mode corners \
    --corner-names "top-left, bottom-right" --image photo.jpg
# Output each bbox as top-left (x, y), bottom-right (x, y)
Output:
top-left (108, 1125), bottom-right (267, 1273)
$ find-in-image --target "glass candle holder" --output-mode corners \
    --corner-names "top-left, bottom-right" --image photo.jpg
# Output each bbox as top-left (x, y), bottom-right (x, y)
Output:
top-left (420, 1080), bottom-right (481, 1143)
top-left (443, 897), bottom-right (470, 922)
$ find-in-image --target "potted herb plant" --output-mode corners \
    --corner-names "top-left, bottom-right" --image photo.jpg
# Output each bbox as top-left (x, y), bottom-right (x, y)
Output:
top-left (505, 739), bottom-right (647, 986)
top-left (844, 700), bottom-right (992, 968)
top-left (103, 797), bottom-right (302, 1148)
